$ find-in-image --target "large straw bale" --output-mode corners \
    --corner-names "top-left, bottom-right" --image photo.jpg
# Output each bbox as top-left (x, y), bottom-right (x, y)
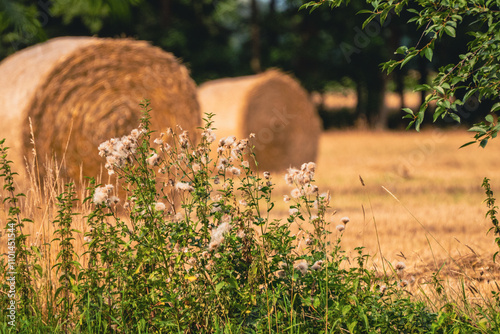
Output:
top-left (197, 69), bottom-right (322, 171)
top-left (0, 36), bottom-right (200, 181)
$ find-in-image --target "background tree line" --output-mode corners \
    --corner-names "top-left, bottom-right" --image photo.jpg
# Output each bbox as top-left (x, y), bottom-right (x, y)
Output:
top-left (0, 0), bottom-right (493, 129)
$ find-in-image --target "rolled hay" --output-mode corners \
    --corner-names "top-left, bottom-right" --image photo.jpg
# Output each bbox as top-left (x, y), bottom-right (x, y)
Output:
top-left (0, 36), bottom-right (200, 181)
top-left (197, 69), bottom-right (322, 171)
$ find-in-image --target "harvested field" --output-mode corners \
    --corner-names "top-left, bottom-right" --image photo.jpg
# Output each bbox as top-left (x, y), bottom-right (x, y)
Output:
top-left (272, 128), bottom-right (500, 298)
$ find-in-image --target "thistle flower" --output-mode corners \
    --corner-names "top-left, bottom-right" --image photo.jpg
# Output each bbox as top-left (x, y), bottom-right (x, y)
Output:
top-left (229, 167), bottom-right (241, 176)
top-left (155, 202), bottom-right (166, 211)
top-left (395, 261), bottom-right (406, 271)
top-left (192, 163), bottom-right (201, 173)
top-left (208, 222), bottom-right (231, 251)
top-left (146, 153), bottom-right (160, 166)
top-left (311, 260), bottom-right (324, 271)
top-left (108, 196), bottom-right (120, 205)
top-left (175, 181), bottom-right (194, 192)
top-left (93, 185), bottom-right (113, 205)
top-left (241, 160), bottom-right (249, 168)
top-left (336, 224), bottom-right (345, 232)
top-left (341, 217), bottom-right (350, 224)
top-left (294, 261), bottom-right (308, 275)
top-left (276, 270), bottom-right (286, 278)
top-left (202, 129), bottom-right (216, 143)
top-left (291, 188), bottom-right (301, 199)
top-left (224, 136), bottom-right (235, 147)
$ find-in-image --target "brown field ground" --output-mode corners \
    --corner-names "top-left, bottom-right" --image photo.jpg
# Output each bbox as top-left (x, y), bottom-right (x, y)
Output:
top-left (272, 128), bottom-right (500, 304)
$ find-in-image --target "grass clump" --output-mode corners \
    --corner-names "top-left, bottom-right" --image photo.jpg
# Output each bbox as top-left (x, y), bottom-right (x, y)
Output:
top-left (1, 101), bottom-right (500, 333)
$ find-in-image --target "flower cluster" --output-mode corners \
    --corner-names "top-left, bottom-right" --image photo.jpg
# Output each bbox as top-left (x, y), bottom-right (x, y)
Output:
top-left (93, 184), bottom-right (118, 205)
top-left (208, 218), bottom-right (232, 251)
top-left (98, 128), bottom-right (144, 175)
top-left (285, 162), bottom-right (318, 198)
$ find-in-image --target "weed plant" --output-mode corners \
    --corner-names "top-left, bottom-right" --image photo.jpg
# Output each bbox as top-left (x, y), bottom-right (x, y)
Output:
top-left (1, 102), bottom-right (500, 333)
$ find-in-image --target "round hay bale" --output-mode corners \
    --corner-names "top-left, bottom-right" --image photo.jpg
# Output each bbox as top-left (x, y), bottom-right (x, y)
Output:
top-left (197, 69), bottom-right (322, 171)
top-left (0, 36), bottom-right (200, 181)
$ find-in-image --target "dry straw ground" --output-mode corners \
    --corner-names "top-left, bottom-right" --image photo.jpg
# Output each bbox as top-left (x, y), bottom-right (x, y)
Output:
top-left (272, 128), bottom-right (500, 304)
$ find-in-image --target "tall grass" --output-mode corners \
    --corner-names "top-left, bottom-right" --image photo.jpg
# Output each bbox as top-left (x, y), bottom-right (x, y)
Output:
top-left (1, 102), bottom-right (500, 333)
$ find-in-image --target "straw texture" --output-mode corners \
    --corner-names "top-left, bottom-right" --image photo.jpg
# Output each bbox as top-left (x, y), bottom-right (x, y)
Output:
top-left (0, 37), bottom-right (200, 181)
top-left (197, 69), bottom-right (322, 171)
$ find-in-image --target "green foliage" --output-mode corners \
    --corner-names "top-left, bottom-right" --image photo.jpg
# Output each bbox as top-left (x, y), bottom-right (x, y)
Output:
top-left (302, 0), bottom-right (500, 142)
top-left (482, 177), bottom-right (500, 262)
top-left (1, 104), bottom-right (500, 332)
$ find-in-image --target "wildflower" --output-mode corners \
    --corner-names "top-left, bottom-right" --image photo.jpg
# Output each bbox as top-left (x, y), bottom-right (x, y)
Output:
top-left (239, 199), bottom-right (248, 206)
top-left (229, 167), bottom-right (241, 176)
top-left (291, 188), bottom-right (301, 199)
top-left (202, 129), bottom-right (216, 143)
top-left (175, 181), bottom-right (194, 192)
top-left (224, 136), bottom-right (235, 147)
top-left (398, 279), bottom-right (409, 288)
top-left (395, 261), bottom-right (406, 271)
top-left (192, 163), bottom-right (201, 173)
top-left (179, 130), bottom-right (190, 148)
top-left (341, 217), bottom-right (350, 224)
top-left (108, 196), bottom-right (120, 205)
top-left (241, 160), bottom-right (249, 168)
top-left (263, 171), bottom-right (270, 179)
top-left (309, 215), bottom-right (318, 221)
top-left (237, 229), bottom-right (245, 238)
top-left (208, 222), bottom-right (231, 251)
top-left (155, 202), bottom-right (166, 211)
top-left (304, 184), bottom-right (318, 195)
top-left (213, 176), bottom-right (220, 185)
top-left (289, 208), bottom-right (298, 215)
top-left (93, 186), bottom-right (109, 205)
top-left (311, 260), bottom-right (324, 271)
top-left (336, 224), bottom-right (345, 232)
top-left (294, 261), bottom-right (308, 275)
top-left (130, 128), bottom-right (141, 138)
top-left (249, 133), bottom-right (255, 138)
top-left (276, 270), bottom-right (286, 278)
top-left (146, 153), bottom-right (160, 166)
top-left (173, 212), bottom-right (184, 222)
top-left (153, 136), bottom-right (164, 145)
top-left (305, 238), bottom-right (313, 245)
top-left (83, 236), bottom-right (92, 243)
top-left (283, 195), bottom-right (290, 202)
top-left (379, 284), bottom-right (387, 294)
top-left (306, 162), bottom-right (316, 172)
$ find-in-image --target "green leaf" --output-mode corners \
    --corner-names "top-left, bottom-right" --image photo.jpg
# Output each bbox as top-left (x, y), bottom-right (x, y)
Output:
top-left (459, 141), bottom-right (477, 148)
top-left (485, 114), bottom-right (495, 123)
top-left (491, 102), bottom-right (500, 113)
top-left (424, 47), bottom-right (433, 61)
top-left (444, 25), bottom-right (456, 37)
